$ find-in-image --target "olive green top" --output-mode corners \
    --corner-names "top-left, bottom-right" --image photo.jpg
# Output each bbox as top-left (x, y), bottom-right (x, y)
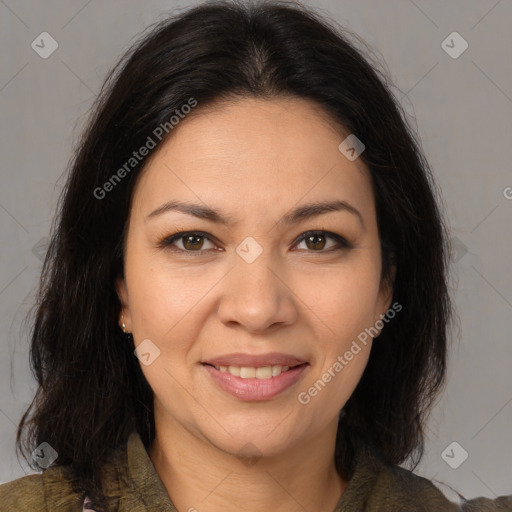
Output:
top-left (1, 431), bottom-right (511, 511)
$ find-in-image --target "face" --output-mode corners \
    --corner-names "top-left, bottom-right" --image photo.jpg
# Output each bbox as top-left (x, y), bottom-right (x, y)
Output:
top-left (116, 96), bottom-right (393, 460)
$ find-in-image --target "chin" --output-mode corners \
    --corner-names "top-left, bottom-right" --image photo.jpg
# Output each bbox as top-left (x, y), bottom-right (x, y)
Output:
top-left (199, 420), bottom-right (303, 461)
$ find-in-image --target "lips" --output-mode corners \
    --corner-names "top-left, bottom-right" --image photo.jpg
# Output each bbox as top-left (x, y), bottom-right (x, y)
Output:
top-left (202, 362), bottom-right (309, 401)
top-left (202, 352), bottom-right (307, 368)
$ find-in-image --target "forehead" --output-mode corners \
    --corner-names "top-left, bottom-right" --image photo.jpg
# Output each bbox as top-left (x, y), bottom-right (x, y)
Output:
top-left (131, 96), bottom-right (374, 222)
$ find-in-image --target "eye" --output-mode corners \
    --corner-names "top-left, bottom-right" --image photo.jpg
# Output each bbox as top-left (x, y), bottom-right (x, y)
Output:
top-left (158, 229), bottom-right (351, 255)
top-left (293, 230), bottom-right (351, 252)
top-left (158, 231), bottom-right (218, 254)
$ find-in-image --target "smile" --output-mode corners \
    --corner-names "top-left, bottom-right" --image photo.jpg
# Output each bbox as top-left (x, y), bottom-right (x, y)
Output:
top-left (202, 362), bottom-right (309, 401)
top-left (207, 364), bottom-right (295, 379)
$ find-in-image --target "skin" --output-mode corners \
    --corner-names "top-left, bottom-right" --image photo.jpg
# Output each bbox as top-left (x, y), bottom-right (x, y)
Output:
top-left (116, 96), bottom-right (394, 512)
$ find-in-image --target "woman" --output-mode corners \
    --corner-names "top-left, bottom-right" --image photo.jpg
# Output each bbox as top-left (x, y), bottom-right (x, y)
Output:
top-left (1, 1), bottom-right (510, 511)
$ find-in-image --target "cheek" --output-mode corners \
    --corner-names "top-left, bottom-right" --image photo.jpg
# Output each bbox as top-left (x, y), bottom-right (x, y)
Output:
top-left (292, 255), bottom-right (380, 411)
top-left (295, 257), bottom-right (381, 340)
top-left (126, 249), bottom-right (207, 337)
top-left (296, 273), bottom-right (376, 418)
top-left (125, 256), bottom-right (225, 396)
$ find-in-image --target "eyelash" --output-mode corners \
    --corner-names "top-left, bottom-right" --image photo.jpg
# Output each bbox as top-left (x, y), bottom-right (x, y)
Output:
top-left (157, 230), bottom-right (352, 256)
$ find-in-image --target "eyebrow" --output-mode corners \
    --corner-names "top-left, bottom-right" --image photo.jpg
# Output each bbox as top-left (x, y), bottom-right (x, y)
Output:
top-left (145, 199), bottom-right (365, 229)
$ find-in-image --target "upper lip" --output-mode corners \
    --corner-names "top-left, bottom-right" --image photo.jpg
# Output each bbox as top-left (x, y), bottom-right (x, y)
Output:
top-left (202, 352), bottom-right (308, 368)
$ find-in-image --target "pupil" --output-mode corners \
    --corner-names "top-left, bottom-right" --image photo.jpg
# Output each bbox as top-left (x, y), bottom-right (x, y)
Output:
top-left (307, 234), bottom-right (325, 250)
top-left (184, 235), bottom-right (203, 250)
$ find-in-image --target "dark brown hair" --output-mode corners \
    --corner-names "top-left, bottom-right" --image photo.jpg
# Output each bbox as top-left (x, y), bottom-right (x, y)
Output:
top-left (16, 1), bottom-right (451, 509)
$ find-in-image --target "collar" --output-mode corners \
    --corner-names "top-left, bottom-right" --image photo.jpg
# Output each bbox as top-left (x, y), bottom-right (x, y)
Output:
top-left (123, 431), bottom-right (178, 511)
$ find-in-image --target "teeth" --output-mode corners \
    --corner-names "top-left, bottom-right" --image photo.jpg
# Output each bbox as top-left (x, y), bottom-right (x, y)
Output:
top-left (240, 367), bottom-right (256, 378)
top-left (256, 367), bottom-right (272, 379)
top-left (215, 364), bottom-right (294, 379)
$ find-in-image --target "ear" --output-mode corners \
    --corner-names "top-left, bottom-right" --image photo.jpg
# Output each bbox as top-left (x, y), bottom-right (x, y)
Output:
top-left (115, 276), bottom-right (131, 331)
top-left (374, 265), bottom-right (396, 336)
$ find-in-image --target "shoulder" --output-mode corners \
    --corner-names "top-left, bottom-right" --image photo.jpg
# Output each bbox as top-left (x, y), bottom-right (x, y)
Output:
top-left (369, 463), bottom-right (459, 510)
top-left (371, 463), bottom-right (512, 511)
top-left (351, 449), bottom-right (512, 511)
top-left (0, 439), bottom-right (134, 512)
top-left (0, 466), bottom-right (83, 511)
top-left (0, 473), bottom-right (46, 511)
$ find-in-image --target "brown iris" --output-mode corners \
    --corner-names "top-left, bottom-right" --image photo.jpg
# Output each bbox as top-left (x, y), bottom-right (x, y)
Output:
top-left (182, 234), bottom-right (205, 250)
top-left (304, 233), bottom-right (327, 250)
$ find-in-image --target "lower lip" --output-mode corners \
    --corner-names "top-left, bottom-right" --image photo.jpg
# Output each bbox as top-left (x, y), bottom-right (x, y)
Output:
top-left (202, 363), bottom-right (309, 401)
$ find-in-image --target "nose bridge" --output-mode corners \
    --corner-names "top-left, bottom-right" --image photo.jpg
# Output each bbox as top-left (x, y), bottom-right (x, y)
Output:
top-left (234, 243), bottom-right (277, 294)
top-left (217, 240), bottom-right (296, 332)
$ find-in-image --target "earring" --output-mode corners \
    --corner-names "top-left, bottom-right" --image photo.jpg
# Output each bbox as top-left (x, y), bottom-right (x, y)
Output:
top-left (121, 313), bottom-right (129, 334)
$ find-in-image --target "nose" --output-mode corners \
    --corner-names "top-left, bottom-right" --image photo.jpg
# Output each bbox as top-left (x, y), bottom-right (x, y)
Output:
top-left (216, 249), bottom-right (298, 334)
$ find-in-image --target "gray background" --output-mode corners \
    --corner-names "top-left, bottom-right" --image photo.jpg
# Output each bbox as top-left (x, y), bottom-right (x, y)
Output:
top-left (1, 0), bottom-right (511, 500)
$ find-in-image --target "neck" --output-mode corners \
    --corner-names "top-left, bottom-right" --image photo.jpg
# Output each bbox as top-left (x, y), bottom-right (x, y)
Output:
top-left (149, 414), bottom-right (347, 512)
